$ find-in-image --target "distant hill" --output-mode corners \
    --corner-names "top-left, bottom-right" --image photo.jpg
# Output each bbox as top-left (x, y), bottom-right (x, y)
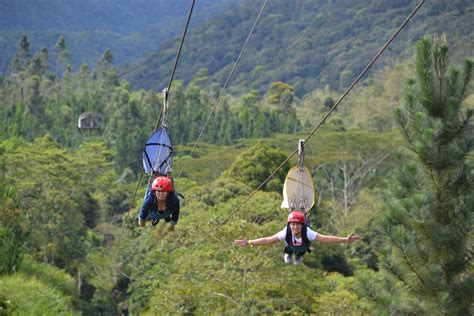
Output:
top-left (122, 0), bottom-right (474, 95)
top-left (0, 0), bottom-right (241, 73)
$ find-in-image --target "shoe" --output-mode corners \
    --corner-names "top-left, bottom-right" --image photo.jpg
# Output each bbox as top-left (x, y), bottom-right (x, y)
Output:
top-left (138, 219), bottom-right (145, 227)
top-left (151, 219), bottom-right (159, 226)
top-left (284, 253), bottom-right (292, 264)
top-left (293, 255), bottom-right (302, 265)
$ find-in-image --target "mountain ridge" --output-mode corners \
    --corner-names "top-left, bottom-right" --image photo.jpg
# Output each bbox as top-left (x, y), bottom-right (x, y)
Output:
top-left (122, 0), bottom-right (473, 95)
top-left (0, 0), bottom-right (241, 72)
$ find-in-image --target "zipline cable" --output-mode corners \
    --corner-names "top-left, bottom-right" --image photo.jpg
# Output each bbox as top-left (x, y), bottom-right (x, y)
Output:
top-left (116, 0), bottom-right (424, 280)
top-left (153, 0), bottom-right (196, 133)
top-left (112, 0), bottom-right (196, 276)
top-left (219, 0), bottom-right (425, 225)
top-left (114, 0), bottom-right (268, 281)
top-left (176, 0), bottom-right (269, 179)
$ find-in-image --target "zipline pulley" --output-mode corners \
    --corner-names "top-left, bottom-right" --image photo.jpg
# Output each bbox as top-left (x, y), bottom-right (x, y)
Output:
top-left (297, 139), bottom-right (305, 170)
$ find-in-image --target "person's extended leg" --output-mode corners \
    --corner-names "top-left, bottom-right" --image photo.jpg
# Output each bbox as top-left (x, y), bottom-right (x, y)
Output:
top-left (293, 251), bottom-right (306, 265)
top-left (284, 247), bottom-right (294, 264)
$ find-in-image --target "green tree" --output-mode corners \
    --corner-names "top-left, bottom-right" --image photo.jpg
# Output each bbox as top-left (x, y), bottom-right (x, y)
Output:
top-left (241, 89), bottom-right (259, 107)
top-left (361, 36), bottom-right (473, 315)
top-left (54, 36), bottom-right (71, 76)
top-left (23, 75), bottom-right (47, 135)
top-left (188, 68), bottom-right (209, 89)
top-left (7, 97), bottom-right (24, 137)
top-left (339, 70), bottom-right (352, 89)
top-left (28, 47), bottom-right (49, 78)
top-left (323, 96), bottom-right (335, 109)
top-left (9, 35), bottom-right (30, 74)
top-left (0, 227), bottom-right (22, 274)
top-left (1, 136), bottom-right (88, 269)
top-left (0, 274), bottom-right (76, 314)
top-left (310, 130), bottom-right (395, 229)
top-left (224, 141), bottom-right (289, 191)
top-left (112, 90), bottom-right (146, 173)
top-left (168, 80), bottom-right (188, 144)
top-left (94, 49), bottom-right (118, 87)
top-left (266, 81), bottom-right (295, 113)
top-left (185, 84), bottom-right (206, 143)
top-left (253, 111), bottom-right (270, 138)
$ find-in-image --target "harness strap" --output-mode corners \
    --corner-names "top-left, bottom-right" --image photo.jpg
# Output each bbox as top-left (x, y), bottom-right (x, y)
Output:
top-left (144, 142), bottom-right (173, 150)
top-left (284, 224), bottom-right (312, 254)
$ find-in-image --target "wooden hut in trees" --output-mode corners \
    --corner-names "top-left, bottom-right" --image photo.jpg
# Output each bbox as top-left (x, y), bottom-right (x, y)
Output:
top-left (78, 112), bottom-right (104, 131)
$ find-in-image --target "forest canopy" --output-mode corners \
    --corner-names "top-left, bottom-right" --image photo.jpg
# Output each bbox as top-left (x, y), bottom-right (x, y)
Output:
top-left (0, 0), bottom-right (472, 314)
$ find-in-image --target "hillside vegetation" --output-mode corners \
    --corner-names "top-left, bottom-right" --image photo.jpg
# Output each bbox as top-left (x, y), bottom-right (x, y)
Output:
top-left (0, 0), bottom-right (240, 73)
top-left (123, 0), bottom-right (473, 95)
top-left (0, 3), bottom-right (472, 314)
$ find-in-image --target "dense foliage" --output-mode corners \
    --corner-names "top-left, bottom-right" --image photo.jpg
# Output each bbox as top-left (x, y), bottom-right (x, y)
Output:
top-left (357, 36), bottom-right (473, 315)
top-left (0, 4), bottom-right (472, 312)
top-left (0, 227), bottom-right (22, 274)
top-left (124, 0), bottom-right (473, 95)
top-left (0, 0), bottom-right (240, 73)
top-left (0, 36), bottom-right (301, 175)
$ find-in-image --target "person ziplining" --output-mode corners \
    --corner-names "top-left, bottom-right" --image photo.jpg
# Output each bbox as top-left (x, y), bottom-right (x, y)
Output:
top-left (234, 211), bottom-right (359, 265)
top-left (138, 176), bottom-right (180, 232)
top-left (138, 89), bottom-right (181, 232)
top-left (110, 3), bottom-right (196, 282)
top-left (234, 140), bottom-right (360, 265)
top-left (125, 0), bottom-right (422, 262)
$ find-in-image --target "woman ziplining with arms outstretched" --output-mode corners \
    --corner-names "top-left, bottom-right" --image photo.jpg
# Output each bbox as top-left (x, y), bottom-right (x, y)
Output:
top-left (234, 211), bottom-right (360, 265)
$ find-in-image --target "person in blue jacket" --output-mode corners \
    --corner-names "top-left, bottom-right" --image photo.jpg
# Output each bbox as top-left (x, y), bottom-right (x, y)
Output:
top-left (138, 176), bottom-right (180, 232)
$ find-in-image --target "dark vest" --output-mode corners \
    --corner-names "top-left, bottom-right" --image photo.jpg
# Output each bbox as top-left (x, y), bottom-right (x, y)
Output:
top-left (284, 224), bottom-right (312, 255)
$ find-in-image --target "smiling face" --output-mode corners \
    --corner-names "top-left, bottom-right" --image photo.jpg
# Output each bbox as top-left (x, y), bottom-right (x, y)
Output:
top-left (155, 190), bottom-right (169, 201)
top-left (289, 222), bottom-right (303, 236)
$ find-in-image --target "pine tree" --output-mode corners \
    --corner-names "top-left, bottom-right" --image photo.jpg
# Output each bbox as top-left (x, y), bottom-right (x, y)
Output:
top-left (364, 35), bottom-right (473, 315)
top-left (94, 49), bottom-right (118, 86)
top-left (54, 36), bottom-right (72, 76)
top-left (7, 97), bottom-right (24, 137)
top-left (113, 93), bottom-right (147, 173)
top-left (24, 76), bottom-right (46, 136)
top-left (9, 35), bottom-right (30, 74)
top-left (29, 47), bottom-right (49, 77)
top-left (0, 227), bottom-right (22, 274)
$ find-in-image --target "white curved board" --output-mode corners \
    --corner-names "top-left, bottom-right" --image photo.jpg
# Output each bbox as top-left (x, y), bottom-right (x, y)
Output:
top-left (281, 166), bottom-right (315, 211)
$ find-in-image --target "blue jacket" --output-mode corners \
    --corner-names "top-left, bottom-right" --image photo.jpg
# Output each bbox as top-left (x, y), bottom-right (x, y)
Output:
top-left (139, 189), bottom-right (180, 225)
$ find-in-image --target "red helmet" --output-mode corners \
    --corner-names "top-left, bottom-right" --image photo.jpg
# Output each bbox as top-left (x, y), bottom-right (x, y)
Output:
top-left (151, 176), bottom-right (173, 192)
top-left (287, 211), bottom-right (305, 224)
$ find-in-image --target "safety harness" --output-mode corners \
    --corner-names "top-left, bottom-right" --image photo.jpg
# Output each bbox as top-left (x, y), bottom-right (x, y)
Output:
top-left (284, 223), bottom-right (312, 256)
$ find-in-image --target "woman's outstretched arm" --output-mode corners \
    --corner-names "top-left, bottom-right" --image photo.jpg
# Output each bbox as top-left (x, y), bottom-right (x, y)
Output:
top-left (234, 234), bottom-right (280, 247)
